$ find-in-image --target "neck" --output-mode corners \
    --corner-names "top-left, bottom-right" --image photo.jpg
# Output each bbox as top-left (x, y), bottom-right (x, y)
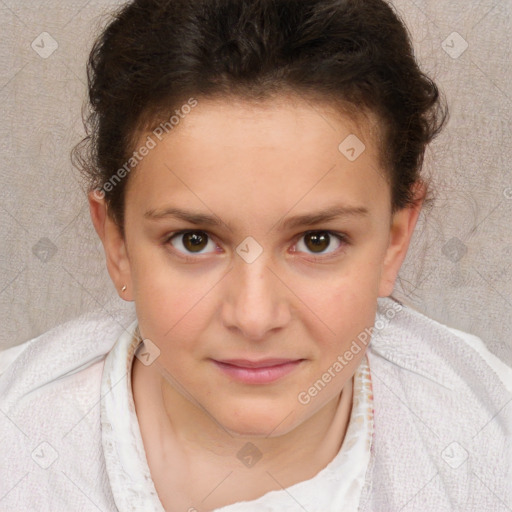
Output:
top-left (131, 356), bottom-right (354, 502)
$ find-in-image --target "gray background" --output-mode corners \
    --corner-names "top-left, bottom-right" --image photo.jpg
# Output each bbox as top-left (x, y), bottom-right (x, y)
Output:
top-left (1, 0), bottom-right (511, 366)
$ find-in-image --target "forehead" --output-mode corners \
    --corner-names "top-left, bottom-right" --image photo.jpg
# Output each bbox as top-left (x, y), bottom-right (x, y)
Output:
top-left (125, 95), bottom-right (390, 224)
top-left (160, 94), bottom-right (380, 155)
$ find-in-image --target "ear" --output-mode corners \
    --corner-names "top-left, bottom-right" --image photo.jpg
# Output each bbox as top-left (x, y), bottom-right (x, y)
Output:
top-left (378, 182), bottom-right (425, 297)
top-left (88, 190), bottom-right (134, 301)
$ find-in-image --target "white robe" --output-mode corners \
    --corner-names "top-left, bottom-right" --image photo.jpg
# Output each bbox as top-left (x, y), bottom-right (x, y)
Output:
top-left (1, 297), bottom-right (510, 511)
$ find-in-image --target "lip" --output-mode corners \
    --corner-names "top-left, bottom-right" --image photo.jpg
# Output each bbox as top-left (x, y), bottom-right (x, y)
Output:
top-left (217, 358), bottom-right (300, 368)
top-left (212, 358), bottom-right (304, 384)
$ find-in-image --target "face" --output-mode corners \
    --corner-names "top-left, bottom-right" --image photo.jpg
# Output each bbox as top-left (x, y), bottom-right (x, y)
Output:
top-left (90, 94), bottom-right (422, 437)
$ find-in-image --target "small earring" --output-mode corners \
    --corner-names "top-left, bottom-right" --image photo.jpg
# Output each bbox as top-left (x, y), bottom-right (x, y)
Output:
top-left (121, 285), bottom-right (127, 292)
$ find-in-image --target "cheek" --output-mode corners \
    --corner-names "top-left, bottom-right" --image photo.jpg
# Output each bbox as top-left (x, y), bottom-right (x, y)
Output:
top-left (135, 287), bottom-right (207, 347)
top-left (289, 269), bottom-right (381, 376)
top-left (130, 251), bottom-right (207, 342)
top-left (297, 260), bottom-right (381, 336)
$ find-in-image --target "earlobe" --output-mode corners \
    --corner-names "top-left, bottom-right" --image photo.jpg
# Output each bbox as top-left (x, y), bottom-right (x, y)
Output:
top-left (88, 191), bottom-right (133, 301)
top-left (378, 184), bottom-right (425, 298)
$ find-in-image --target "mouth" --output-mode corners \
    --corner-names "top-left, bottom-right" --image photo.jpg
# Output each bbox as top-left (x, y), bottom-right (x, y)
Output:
top-left (211, 358), bottom-right (305, 384)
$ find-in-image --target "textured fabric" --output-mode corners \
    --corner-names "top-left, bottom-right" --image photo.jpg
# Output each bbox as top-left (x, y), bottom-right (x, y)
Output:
top-left (1, 297), bottom-right (511, 511)
top-left (0, 308), bottom-right (134, 511)
top-left (359, 301), bottom-right (512, 511)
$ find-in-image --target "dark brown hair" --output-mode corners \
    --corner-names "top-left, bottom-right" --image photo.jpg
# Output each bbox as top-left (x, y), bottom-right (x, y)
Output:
top-left (72, 0), bottom-right (448, 237)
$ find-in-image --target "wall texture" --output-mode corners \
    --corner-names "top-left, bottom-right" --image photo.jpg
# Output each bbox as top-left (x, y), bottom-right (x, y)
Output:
top-left (1, 0), bottom-right (511, 366)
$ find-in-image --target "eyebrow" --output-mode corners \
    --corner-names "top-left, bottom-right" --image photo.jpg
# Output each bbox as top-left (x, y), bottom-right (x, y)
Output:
top-left (144, 204), bottom-right (369, 231)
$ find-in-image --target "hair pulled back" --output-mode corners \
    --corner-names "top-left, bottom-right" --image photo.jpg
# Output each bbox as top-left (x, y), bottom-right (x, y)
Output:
top-left (72, 0), bottom-right (448, 235)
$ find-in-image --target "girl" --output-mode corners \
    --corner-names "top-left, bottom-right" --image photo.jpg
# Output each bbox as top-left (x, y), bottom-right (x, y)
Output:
top-left (1, 0), bottom-right (511, 510)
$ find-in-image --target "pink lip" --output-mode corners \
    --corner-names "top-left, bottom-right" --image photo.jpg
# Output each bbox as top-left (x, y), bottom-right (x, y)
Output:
top-left (212, 358), bottom-right (304, 384)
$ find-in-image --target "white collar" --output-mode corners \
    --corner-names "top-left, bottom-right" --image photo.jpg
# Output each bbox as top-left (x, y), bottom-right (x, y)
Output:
top-left (101, 320), bottom-right (374, 512)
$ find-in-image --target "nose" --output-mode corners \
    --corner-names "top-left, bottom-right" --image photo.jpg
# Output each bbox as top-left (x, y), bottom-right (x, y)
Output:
top-left (221, 255), bottom-right (291, 341)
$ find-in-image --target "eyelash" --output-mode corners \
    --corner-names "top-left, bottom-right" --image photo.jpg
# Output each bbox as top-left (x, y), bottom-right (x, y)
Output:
top-left (163, 230), bottom-right (350, 263)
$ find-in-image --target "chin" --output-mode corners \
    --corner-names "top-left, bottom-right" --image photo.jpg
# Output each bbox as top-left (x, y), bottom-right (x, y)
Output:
top-left (214, 401), bottom-right (302, 438)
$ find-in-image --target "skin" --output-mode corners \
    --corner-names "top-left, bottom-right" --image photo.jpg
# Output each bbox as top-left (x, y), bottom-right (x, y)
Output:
top-left (89, 94), bottom-right (424, 511)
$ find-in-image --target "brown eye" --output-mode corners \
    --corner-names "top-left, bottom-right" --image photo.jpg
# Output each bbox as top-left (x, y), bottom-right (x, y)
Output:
top-left (167, 231), bottom-right (216, 255)
top-left (182, 232), bottom-right (208, 252)
top-left (294, 231), bottom-right (346, 257)
top-left (304, 232), bottom-right (330, 253)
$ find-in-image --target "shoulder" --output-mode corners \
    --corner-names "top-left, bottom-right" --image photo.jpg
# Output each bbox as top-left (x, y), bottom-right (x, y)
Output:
top-left (443, 324), bottom-right (512, 392)
top-left (0, 306), bottom-right (136, 510)
top-left (361, 298), bottom-right (512, 510)
top-left (0, 305), bottom-right (137, 413)
top-left (367, 296), bottom-right (512, 441)
top-left (369, 296), bottom-right (512, 392)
